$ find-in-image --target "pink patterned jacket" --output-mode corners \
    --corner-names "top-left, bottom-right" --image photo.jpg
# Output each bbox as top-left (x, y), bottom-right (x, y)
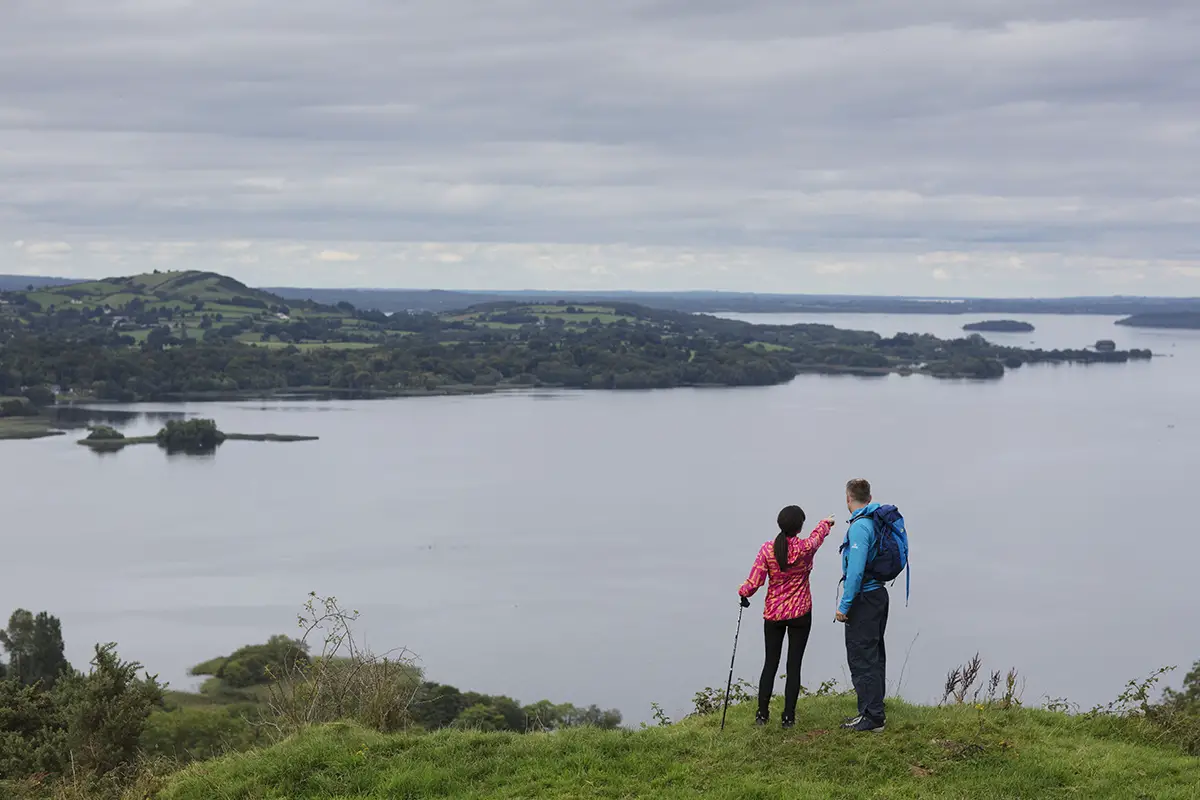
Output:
top-left (738, 520), bottom-right (833, 621)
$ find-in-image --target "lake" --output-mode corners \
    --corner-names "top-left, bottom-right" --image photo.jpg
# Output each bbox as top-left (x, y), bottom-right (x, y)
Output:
top-left (2, 312), bottom-right (1197, 723)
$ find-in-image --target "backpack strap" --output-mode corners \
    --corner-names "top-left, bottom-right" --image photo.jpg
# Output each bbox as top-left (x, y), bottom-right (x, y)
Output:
top-left (837, 512), bottom-right (877, 608)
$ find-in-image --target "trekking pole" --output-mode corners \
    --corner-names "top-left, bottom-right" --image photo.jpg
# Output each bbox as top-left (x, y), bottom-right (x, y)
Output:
top-left (719, 604), bottom-right (745, 732)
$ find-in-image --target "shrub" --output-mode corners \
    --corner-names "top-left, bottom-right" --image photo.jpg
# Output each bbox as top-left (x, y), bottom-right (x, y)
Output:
top-left (155, 419), bottom-right (225, 452)
top-left (53, 644), bottom-right (164, 778)
top-left (940, 653), bottom-right (1023, 709)
top-left (0, 399), bottom-right (39, 418)
top-left (85, 426), bottom-right (125, 441)
top-left (190, 635), bottom-right (308, 689)
top-left (0, 643), bottom-right (162, 789)
top-left (265, 595), bottom-right (421, 735)
top-left (452, 703), bottom-right (509, 732)
top-left (139, 706), bottom-right (264, 764)
top-left (21, 386), bottom-right (56, 408)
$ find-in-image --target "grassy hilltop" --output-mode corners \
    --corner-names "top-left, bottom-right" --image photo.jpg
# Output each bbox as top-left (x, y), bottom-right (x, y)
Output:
top-left (148, 697), bottom-right (1200, 799)
top-left (20, 270), bottom-right (280, 309)
top-left (4, 603), bottom-right (1197, 799)
top-left (5, 269), bottom-right (375, 349)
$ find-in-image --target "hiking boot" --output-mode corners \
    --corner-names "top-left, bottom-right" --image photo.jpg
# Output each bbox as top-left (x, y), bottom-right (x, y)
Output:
top-left (841, 716), bottom-right (885, 733)
top-left (754, 713), bottom-right (769, 727)
top-left (781, 716), bottom-right (795, 730)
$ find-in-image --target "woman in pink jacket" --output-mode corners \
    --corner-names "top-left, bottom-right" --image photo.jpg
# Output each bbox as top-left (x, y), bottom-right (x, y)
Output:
top-left (738, 505), bottom-right (835, 728)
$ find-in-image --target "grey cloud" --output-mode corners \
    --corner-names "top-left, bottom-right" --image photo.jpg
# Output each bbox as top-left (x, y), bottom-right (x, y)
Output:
top-left (2, 1), bottom-right (1199, 292)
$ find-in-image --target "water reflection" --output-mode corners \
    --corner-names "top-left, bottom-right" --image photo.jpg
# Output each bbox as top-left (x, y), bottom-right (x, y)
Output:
top-left (48, 406), bottom-right (186, 430)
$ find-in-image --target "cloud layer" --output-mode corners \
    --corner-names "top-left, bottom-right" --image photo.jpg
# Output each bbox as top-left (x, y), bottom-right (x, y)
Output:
top-left (3, 1), bottom-right (1199, 293)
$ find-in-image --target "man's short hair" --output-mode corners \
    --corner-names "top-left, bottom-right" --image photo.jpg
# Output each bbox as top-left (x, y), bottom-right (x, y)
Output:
top-left (846, 478), bottom-right (872, 504)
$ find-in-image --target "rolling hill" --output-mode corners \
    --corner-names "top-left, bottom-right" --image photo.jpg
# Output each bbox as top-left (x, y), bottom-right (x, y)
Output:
top-left (17, 270), bottom-right (288, 311)
top-left (0, 274), bottom-right (78, 291)
top-left (0, 270), bottom-right (375, 350)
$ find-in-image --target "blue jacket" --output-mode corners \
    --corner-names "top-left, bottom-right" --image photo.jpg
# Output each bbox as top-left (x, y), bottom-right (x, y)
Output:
top-left (838, 503), bottom-right (884, 615)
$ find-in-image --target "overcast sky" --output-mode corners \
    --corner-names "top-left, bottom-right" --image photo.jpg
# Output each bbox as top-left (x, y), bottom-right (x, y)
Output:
top-left (3, 1), bottom-right (1199, 294)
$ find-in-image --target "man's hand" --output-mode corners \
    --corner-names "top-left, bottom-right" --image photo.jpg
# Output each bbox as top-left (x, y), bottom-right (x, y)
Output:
top-left (835, 611), bottom-right (849, 623)
top-left (740, 595), bottom-right (751, 609)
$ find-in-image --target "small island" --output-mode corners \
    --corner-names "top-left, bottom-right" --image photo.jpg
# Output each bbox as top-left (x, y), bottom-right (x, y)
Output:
top-left (962, 320), bottom-right (1036, 333)
top-left (79, 419), bottom-right (318, 453)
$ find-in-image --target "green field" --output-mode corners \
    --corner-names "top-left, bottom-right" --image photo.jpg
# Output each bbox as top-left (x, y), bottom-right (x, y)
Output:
top-left (149, 697), bottom-right (1200, 799)
top-left (259, 341), bottom-right (381, 351)
top-left (3, 270), bottom-right (403, 352)
top-left (234, 334), bottom-right (380, 350)
top-left (443, 304), bottom-right (639, 328)
top-left (0, 416), bottom-right (64, 440)
top-left (32, 271), bottom-right (281, 308)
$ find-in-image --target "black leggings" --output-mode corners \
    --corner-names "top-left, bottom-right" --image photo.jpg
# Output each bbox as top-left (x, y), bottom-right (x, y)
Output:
top-left (757, 614), bottom-right (813, 720)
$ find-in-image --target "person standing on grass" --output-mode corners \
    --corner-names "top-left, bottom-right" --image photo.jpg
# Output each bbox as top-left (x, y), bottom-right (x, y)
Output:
top-left (738, 506), bottom-right (835, 729)
top-left (836, 478), bottom-right (888, 733)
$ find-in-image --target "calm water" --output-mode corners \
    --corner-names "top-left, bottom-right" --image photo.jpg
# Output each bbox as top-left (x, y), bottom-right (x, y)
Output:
top-left (3, 313), bottom-right (1198, 722)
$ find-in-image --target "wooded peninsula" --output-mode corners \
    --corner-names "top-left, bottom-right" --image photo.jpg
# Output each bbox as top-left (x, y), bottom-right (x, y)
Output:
top-left (0, 271), bottom-right (1154, 415)
top-left (1115, 312), bottom-right (1200, 330)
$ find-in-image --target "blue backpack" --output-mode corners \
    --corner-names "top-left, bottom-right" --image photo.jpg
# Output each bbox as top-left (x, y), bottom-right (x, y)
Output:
top-left (841, 505), bottom-right (911, 604)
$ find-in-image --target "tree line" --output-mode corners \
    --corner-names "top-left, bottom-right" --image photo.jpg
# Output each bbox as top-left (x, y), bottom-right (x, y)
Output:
top-left (0, 296), bottom-right (1156, 403)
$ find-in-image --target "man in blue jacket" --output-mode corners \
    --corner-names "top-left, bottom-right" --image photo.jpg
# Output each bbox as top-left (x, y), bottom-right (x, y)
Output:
top-left (836, 478), bottom-right (888, 732)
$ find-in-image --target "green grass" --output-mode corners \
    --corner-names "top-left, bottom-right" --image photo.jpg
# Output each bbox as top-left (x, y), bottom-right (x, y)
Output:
top-left (0, 416), bottom-right (65, 440)
top-left (234, 335), bottom-right (380, 350)
top-left (526, 304), bottom-right (613, 313)
top-left (0, 414), bottom-right (63, 440)
top-left (441, 305), bottom-right (638, 328)
top-left (200, 304), bottom-right (262, 316)
top-left (18, 270), bottom-right (284, 312)
top-left (556, 313), bottom-right (632, 325)
top-left (104, 292), bottom-right (156, 307)
top-left (23, 291), bottom-right (65, 308)
top-left (148, 698), bottom-right (1200, 799)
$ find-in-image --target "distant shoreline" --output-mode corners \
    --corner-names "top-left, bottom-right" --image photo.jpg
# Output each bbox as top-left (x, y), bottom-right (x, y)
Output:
top-left (48, 353), bottom-right (1160, 407)
top-left (1115, 312), bottom-right (1200, 330)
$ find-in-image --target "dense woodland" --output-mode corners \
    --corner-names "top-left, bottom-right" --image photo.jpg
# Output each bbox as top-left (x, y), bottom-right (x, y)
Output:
top-left (0, 271), bottom-right (1155, 404)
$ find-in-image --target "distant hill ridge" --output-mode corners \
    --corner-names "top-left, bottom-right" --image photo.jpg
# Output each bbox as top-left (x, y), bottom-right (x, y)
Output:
top-left (4, 270), bottom-right (1200, 316)
top-left (265, 286), bottom-right (1200, 316)
top-left (0, 274), bottom-right (78, 291)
